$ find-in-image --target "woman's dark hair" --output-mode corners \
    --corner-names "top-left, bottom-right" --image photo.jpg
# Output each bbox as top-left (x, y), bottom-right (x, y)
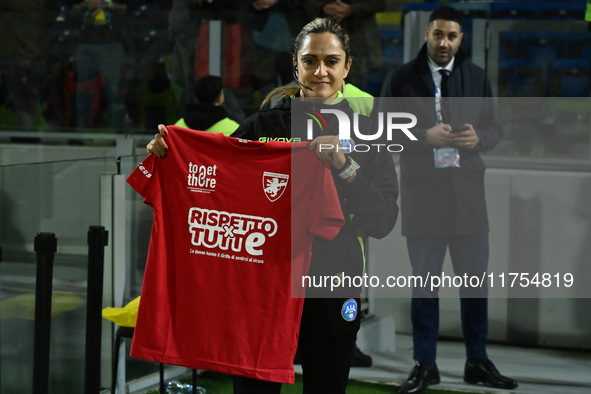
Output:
top-left (261, 17), bottom-right (353, 108)
top-left (293, 17), bottom-right (352, 64)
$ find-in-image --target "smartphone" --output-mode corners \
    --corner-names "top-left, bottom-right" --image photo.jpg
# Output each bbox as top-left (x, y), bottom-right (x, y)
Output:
top-left (451, 125), bottom-right (470, 133)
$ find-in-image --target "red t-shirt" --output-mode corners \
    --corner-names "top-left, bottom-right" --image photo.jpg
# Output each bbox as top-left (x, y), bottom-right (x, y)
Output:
top-left (127, 126), bottom-right (344, 383)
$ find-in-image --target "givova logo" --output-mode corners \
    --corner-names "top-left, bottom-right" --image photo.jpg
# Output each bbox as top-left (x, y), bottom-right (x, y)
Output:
top-left (305, 108), bottom-right (419, 153)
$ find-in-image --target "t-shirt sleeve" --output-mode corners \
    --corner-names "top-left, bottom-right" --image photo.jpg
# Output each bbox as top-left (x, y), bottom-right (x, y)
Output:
top-left (126, 153), bottom-right (158, 206)
top-left (308, 162), bottom-right (344, 240)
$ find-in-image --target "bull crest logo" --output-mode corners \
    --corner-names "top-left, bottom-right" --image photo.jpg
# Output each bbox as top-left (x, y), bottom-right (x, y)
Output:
top-left (263, 172), bottom-right (289, 202)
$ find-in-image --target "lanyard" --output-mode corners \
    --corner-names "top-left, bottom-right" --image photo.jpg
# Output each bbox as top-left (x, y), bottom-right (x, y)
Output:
top-left (434, 82), bottom-right (443, 124)
top-left (432, 75), bottom-right (460, 168)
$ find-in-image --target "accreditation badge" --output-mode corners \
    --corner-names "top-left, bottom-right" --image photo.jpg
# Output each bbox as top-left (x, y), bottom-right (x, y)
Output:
top-left (341, 299), bottom-right (358, 322)
top-left (434, 147), bottom-right (460, 168)
top-left (339, 139), bottom-right (355, 153)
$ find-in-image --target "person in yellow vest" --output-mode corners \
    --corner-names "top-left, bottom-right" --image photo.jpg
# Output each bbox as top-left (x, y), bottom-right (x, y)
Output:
top-left (344, 82), bottom-right (374, 117)
top-left (175, 75), bottom-right (239, 135)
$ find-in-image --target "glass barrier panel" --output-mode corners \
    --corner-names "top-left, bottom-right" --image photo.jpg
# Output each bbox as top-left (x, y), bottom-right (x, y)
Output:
top-left (0, 156), bottom-right (117, 393)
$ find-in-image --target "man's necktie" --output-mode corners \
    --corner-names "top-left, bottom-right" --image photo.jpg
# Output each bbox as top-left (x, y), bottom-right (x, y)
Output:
top-left (439, 69), bottom-right (450, 121)
top-left (439, 69), bottom-right (449, 98)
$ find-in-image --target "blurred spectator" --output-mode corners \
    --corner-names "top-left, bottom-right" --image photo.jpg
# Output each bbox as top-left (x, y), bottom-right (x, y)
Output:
top-left (0, 74), bottom-right (19, 129)
top-left (70, 0), bottom-right (127, 131)
top-left (0, 0), bottom-right (60, 130)
top-left (239, 0), bottom-right (303, 98)
top-left (303, 0), bottom-right (385, 88)
top-left (42, 54), bottom-right (77, 129)
top-left (137, 62), bottom-right (182, 131)
top-left (175, 74), bottom-right (239, 135)
top-left (168, 0), bottom-right (217, 112)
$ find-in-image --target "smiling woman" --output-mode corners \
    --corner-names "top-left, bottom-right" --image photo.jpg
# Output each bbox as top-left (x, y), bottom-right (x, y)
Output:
top-left (260, 17), bottom-right (353, 107)
top-left (295, 31), bottom-right (351, 97)
top-left (145, 16), bottom-right (399, 394)
top-left (226, 18), bottom-right (399, 394)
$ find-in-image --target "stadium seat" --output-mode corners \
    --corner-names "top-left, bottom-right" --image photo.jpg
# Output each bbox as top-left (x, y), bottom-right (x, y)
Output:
top-left (538, 1), bottom-right (585, 20)
top-left (521, 31), bottom-right (569, 61)
top-left (381, 29), bottom-right (404, 71)
top-left (453, 1), bottom-right (490, 29)
top-left (498, 59), bottom-right (546, 97)
top-left (490, 2), bottom-right (538, 20)
top-left (499, 31), bottom-right (520, 60)
top-left (549, 59), bottom-right (591, 97)
top-left (569, 32), bottom-right (591, 61)
top-left (401, 2), bottom-right (439, 14)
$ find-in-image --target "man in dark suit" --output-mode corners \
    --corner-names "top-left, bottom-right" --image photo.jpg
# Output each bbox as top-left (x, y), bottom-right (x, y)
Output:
top-left (380, 5), bottom-right (517, 394)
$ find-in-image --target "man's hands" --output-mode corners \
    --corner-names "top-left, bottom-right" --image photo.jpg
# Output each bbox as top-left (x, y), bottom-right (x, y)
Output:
top-left (146, 124), bottom-right (169, 158)
top-left (425, 123), bottom-right (454, 147)
top-left (322, 0), bottom-right (352, 23)
top-left (426, 123), bottom-right (480, 150)
top-left (253, 0), bottom-right (276, 11)
top-left (451, 124), bottom-right (480, 150)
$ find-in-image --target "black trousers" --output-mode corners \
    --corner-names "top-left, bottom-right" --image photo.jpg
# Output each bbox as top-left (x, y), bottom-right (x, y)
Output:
top-left (233, 297), bottom-right (361, 394)
top-left (407, 234), bottom-right (489, 364)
